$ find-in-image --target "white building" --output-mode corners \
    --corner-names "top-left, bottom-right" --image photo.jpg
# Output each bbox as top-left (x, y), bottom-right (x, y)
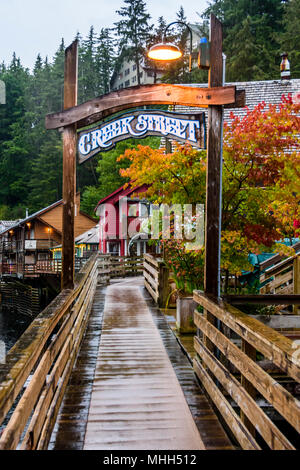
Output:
top-left (110, 57), bottom-right (164, 92)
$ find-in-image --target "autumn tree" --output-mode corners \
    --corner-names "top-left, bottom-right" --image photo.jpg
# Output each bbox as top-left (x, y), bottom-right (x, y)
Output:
top-left (118, 96), bottom-right (299, 289)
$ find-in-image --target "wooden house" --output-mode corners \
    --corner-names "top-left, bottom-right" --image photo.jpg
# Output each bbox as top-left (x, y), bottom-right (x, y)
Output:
top-left (0, 194), bottom-right (96, 278)
top-left (95, 184), bottom-right (156, 257)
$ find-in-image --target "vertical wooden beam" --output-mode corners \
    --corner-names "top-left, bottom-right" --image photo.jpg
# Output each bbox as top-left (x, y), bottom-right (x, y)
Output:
top-left (203, 15), bottom-right (224, 354)
top-left (293, 255), bottom-right (300, 314)
top-left (204, 14), bottom-right (223, 299)
top-left (240, 339), bottom-right (257, 437)
top-left (62, 40), bottom-right (78, 290)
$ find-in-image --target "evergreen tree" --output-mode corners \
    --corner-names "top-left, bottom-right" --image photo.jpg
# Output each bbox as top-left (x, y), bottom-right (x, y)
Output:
top-left (114, 0), bottom-right (153, 85)
top-left (203, 0), bottom-right (285, 81)
top-left (96, 28), bottom-right (115, 94)
top-left (279, 0), bottom-right (300, 78)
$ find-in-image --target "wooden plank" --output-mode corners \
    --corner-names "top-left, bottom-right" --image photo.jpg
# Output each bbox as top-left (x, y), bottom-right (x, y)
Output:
top-left (194, 291), bottom-right (300, 383)
top-left (62, 40), bottom-right (78, 290)
top-left (144, 279), bottom-right (159, 303)
top-left (144, 254), bottom-right (161, 268)
top-left (194, 338), bottom-right (294, 450)
top-left (223, 294), bottom-right (300, 305)
top-left (193, 357), bottom-right (261, 450)
top-left (240, 340), bottom-right (257, 437)
top-left (0, 255), bottom-right (96, 428)
top-left (143, 261), bottom-right (159, 280)
top-left (45, 84), bottom-right (239, 130)
top-left (293, 255), bottom-right (300, 314)
top-left (194, 312), bottom-right (300, 432)
top-left (0, 260), bottom-right (98, 449)
top-left (37, 282), bottom-right (95, 450)
top-left (143, 269), bottom-right (159, 293)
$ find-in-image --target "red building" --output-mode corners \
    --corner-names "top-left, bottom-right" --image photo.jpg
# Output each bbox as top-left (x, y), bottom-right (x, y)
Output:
top-left (95, 184), bottom-right (151, 256)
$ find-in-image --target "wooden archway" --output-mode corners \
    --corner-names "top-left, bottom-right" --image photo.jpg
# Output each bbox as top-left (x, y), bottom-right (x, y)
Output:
top-left (45, 15), bottom-right (245, 293)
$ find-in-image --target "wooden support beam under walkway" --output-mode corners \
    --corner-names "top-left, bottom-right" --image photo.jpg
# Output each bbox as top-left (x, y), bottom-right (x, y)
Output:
top-left (50, 277), bottom-right (233, 451)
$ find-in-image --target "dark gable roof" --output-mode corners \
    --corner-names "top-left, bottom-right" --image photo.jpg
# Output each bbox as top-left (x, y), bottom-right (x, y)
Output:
top-left (0, 193), bottom-right (95, 236)
top-left (95, 184), bottom-right (148, 210)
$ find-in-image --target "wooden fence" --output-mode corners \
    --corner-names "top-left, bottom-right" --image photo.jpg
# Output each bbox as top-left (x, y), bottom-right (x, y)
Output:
top-left (0, 254), bottom-right (98, 450)
top-left (97, 255), bottom-right (143, 281)
top-left (193, 291), bottom-right (300, 450)
top-left (0, 258), bottom-right (87, 277)
top-left (260, 254), bottom-right (300, 313)
top-left (143, 254), bottom-right (170, 307)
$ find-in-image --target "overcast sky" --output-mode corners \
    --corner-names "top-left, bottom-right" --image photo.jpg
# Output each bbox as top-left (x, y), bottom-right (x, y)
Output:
top-left (0, 0), bottom-right (209, 70)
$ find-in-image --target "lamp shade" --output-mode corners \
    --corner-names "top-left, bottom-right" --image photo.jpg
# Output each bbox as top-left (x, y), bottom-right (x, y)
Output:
top-left (147, 43), bottom-right (182, 61)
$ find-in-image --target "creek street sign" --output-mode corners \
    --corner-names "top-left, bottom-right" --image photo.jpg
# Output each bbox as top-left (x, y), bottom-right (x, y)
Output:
top-left (77, 109), bottom-right (206, 164)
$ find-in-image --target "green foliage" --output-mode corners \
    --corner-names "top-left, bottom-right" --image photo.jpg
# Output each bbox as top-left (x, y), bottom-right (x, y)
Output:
top-left (81, 136), bottom-right (160, 216)
top-left (203, 0), bottom-right (288, 81)
top-left (114, 0), bottom-right (153, 85)
top-left (279, 0), bottom-right (300, 77)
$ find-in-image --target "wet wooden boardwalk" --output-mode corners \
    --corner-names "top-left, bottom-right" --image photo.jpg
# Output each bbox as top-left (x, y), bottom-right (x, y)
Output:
top-left (50, 277), bottom-right (233, 450)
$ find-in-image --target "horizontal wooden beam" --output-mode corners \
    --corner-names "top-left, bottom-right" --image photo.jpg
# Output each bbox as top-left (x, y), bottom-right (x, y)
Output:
top-left (194, 313), bottom-right (300, 432)
top-left (194, 337), bottom-right (294, 450)
top-left (45, 84), bottom-right (245, 130)
top-left (193, 291), bottom-right (300, 383)
top-left (193, 357), bottom-right (260, 450)
top-left (223, 294), bottom-right (300, 305)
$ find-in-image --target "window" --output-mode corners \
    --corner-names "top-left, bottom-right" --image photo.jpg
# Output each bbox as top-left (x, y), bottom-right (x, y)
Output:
top-left (132, 64), bottom-right (137, 71)
top-left (125, 80), bottom-right (130, 87)
top-left (108, 242), bottom-right (120, 255)
top-left (118, 83), bottom-right (124, 89)
top-left (147, 71), bottom-right (153, 78)
top-left (132, 76), bottom-right (136, 83)
top-left (125, 68), bottom-right (130, 76)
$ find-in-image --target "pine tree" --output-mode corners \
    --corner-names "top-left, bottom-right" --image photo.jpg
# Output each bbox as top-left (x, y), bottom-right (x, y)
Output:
top-left (279, 0), bottom-right (300, 78)
top-left (96, 28), bottom-right (115, 94)
top-left (114, 0), bottom-right (153, 85)
top-left (203, 0), bottom-right (285, 81)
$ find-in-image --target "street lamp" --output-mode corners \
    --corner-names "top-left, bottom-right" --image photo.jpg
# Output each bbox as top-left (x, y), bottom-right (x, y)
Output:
top-left (147, 21), bottom-right (193, 71)
top-left (147, 21), bottom-right (211, 72)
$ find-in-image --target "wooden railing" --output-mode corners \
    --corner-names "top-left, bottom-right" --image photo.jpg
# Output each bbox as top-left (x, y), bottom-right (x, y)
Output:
top-left (0, 254), bottom-right (99, 450)
top-left (260, 254), bottom-right (300, 313)
top-left (143, 254), bottom-right (170, 307)
top-left (109, 255), bottom-right (143, 278)
top-left (193, 291), bottom-right (300, 450)
top-left (0, 258), bottom-right (87, 277)
top-left (97, 254), bottom-right (143, 281)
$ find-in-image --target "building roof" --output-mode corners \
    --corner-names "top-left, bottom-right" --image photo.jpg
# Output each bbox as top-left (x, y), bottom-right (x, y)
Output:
top-left (75, 225), bottom-right (99, 245)
top-left (0, 193), bottom-right (95, 237)
top-left (0, 220), bottom-right (18, 234)
top-left (95, 184), bottom-right (148, 211)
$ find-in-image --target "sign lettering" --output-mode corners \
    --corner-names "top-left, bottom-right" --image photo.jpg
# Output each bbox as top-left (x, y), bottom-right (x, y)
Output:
top-left (78, 110), bottom-right (206, 164)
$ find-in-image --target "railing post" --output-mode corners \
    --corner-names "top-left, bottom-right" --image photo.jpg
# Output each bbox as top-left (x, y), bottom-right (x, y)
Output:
top-left (240, 339), bottom-right (257, 437)
top-left (158, 261), bottom-right (169, 308)
top-left (293, 255), bottom-right (300, 314)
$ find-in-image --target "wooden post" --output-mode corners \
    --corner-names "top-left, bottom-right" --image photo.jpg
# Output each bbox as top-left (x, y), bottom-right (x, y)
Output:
top-left (62, 41), bottom-right (78, 290)
top-left (204, 14), bottom-right (223, 298)
top-left (240, 339), bottom-right (257, 437)
top-left (293, 254), bottom-right (300, 314)
top-left (203, 14), bottom-right (223, 353)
